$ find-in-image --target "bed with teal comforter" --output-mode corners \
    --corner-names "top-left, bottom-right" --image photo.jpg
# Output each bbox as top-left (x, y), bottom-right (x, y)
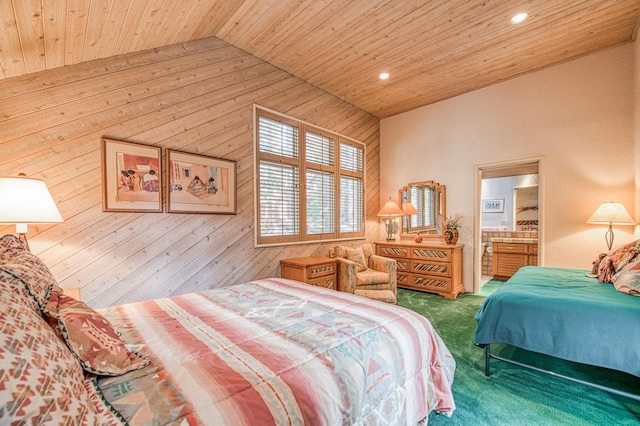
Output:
top-left (474, 266), bottom-right (640, 378)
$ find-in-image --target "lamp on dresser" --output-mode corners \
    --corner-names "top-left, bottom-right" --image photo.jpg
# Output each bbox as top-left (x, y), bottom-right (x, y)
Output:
top-left (587, 201), bottom-right (635, 251)
top-left (0, 174), bottom-right (64, 250)
top-left (377, 198), bottom-right (404, 241)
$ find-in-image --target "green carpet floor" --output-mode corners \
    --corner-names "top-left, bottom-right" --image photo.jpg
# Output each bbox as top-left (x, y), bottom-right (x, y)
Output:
top-left (396, 282), bottom-right (640, 425)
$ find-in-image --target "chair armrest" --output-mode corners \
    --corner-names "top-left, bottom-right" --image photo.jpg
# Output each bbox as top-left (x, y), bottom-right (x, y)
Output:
top-left (335, 257), bottom-right (357, 293)
top-left (369, 255), bottom-right (394, 273)
top-left (369, 255), bottom-right (397, 294)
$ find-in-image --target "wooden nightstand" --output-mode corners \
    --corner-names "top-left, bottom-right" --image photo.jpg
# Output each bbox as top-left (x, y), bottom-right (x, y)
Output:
top-left (62, 287), bottom-right (81, 300)
top-left (280, 256), bottom-right (337, 290)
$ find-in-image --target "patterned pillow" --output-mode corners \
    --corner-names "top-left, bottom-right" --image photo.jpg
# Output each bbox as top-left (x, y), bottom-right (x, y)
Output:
top-left (346, 247), bottom-right (368, 272)
top-left (607, 239), bottom-right (640, 273)
top-left (611, 257), bottom-right (640, 296)
top-left (0, 269), bottom-right (40, 313)
top-left (45, 290), bottom-right (149, 376)
top-left (0, 277), bottom-right (125, 425)
top-left (0, 233), bottom-right (29, 261)
top-left (334, 245), bottom-right (347, 258)
top-left (359, 243), bottom-right (374, 260)
top-left (597, 239), bottom-right (640, 283)
top-left (0, 234), bottom-right (58, 310)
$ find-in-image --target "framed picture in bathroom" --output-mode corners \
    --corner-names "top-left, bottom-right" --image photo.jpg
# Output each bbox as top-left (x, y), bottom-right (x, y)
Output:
top-left (482, 199), bottom-right (504, 213)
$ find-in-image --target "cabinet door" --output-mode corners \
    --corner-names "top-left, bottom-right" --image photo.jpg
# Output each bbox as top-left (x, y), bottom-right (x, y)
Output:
top-left (308, 275), bottom-right (335, 290)
top-left (495, 253), bottom-right (527, 277)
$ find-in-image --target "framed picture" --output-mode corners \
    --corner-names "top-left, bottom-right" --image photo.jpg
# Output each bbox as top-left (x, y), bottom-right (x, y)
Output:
top-left (101, 138), bottom-right (162, 212)
top-left (166, 149), bottom-right (237, 214)
top-left (482, 199), bottom-right (504, 213)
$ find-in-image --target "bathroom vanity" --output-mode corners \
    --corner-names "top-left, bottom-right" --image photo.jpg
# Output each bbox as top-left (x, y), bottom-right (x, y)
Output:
top-left (491, 238), bottom-right (538, 280)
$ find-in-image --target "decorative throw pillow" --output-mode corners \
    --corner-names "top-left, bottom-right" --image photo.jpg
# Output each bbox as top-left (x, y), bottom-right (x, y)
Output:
top-left (0, 269), bottom-right (41, 313)
top-left (597, 254), bottom-right (614, 283)
top-left (334, 245), bottom-right (347, 258)
top-left (0, 233), bottom-right (31, 261)
top-left (611, 257), bottom-right (640, 296)
top-left (0, 234), bottom-right (58, 310)
top-left (608, 239), bottom-right (640, 273)
top-left (359, 243), bottom-right (374, 261)
top-left (0, 278), bottom-right (125, 425)
top-left (45, 290), bottom-right (149, 376)
top-left (346, 247), bottom-right (368, 272)
top-left (591, 253), bottom-right (607, 275)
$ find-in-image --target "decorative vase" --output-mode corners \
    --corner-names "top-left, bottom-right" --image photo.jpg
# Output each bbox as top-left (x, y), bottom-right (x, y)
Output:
top-left (444, 228), bottom-right (459, 245)
top-left (414, 232), bottom-right (422, 243)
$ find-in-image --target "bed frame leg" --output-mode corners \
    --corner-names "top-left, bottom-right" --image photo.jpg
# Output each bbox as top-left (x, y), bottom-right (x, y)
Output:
top-left (484, 344), bottom-right (491, 376)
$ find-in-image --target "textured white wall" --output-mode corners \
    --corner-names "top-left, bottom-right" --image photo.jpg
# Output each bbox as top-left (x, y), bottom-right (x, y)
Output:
top-left (381, 43), bottom-right (637, 292)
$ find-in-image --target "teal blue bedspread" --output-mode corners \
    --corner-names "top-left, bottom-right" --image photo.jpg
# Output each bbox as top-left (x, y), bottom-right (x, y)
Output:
top-left (474, 266), bottom-right (640, 377)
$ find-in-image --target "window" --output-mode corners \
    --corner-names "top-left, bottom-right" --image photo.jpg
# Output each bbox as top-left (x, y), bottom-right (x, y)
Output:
top-left (255, 107), bottom-right (365, 246)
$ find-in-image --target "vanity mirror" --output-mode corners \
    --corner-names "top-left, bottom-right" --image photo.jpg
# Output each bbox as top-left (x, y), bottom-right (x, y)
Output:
top-left (398, 180), bottom-right (445, 238)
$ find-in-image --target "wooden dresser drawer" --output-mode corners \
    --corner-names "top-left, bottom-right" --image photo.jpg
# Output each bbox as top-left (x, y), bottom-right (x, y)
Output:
top-left (411, 247), bottom-right (452, 262)
top-left (493, 242), bottom-right (527, 253)
top-left (375, 241), bottom-right (464, 299)
top-left (307, 262), bottom-right (335, 278)
top-left (411, 259), bottom-right (451, 278)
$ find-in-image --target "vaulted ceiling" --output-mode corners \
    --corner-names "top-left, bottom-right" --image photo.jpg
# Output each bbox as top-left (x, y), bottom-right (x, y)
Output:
top-left (2, 1), bottom-right (639, 118)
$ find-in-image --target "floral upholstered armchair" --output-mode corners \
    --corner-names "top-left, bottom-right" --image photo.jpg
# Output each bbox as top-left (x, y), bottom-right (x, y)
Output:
top-left (330, 243), bottom-right (397, 304)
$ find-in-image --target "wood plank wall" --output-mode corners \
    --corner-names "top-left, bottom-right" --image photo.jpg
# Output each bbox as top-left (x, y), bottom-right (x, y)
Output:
top-left (0, 37), bottom-right (381, 308)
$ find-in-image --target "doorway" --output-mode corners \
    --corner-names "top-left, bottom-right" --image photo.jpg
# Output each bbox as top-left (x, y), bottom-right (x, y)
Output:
top-left (473, 157), bottom-right (545, 293)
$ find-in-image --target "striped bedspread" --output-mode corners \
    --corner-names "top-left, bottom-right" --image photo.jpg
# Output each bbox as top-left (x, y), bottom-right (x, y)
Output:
top-left (97, 278), bottom-right (455, 425)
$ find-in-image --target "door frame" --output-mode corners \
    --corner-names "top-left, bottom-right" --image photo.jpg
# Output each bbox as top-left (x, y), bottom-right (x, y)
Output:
top-left (473, 156), bottom-right (546, 293)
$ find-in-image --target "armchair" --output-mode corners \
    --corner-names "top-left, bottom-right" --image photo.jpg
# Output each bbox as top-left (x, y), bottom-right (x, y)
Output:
top-left (331, 243), bottom-right (397, 304)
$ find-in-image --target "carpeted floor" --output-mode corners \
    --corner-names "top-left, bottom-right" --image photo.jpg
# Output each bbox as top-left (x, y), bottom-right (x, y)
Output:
top-left (396, 282), bottom-right (640, 425)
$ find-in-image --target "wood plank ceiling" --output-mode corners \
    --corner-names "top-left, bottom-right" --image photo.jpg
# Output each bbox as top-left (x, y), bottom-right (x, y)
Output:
top-left (1, 0), bottom-right (639, 118)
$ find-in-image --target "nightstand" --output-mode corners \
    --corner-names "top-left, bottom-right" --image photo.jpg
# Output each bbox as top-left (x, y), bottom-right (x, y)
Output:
top-left (280, 256), bottom-right (337, 290)
top-left (62, 287), bottom-right (81, 300)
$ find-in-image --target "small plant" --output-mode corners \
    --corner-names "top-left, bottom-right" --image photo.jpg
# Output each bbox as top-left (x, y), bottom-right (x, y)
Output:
top-left (445, 214), bottom-right (463, 229)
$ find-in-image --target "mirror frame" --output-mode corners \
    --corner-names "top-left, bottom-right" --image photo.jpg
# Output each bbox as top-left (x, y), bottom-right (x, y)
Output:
top-left (398, 180), bottom-right (446, 239)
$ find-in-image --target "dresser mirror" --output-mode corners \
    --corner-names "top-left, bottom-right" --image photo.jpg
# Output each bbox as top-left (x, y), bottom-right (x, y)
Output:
top-left (398, 180), bottom-right (445, 238)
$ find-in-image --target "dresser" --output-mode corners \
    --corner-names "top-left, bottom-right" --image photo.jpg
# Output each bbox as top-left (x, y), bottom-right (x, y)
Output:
top-left (491, 239), bottom-right (538, 280)
top-left (280, 256), bottom-right (337, 290)
top-left (375, 241), bottom-right (464, 299)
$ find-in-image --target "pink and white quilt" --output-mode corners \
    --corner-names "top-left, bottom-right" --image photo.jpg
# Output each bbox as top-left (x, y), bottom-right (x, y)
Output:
top-left (97, 278), bottom-right (456, 425)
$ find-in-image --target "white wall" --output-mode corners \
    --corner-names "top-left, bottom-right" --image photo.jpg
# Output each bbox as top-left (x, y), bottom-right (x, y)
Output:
top-left (481, 175), bottom-right (538, 230)
top-left (381, 43), bottom-right (637, 292)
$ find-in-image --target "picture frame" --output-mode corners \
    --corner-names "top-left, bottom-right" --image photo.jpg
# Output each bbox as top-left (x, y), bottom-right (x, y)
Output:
top-left (101, 138), bottom-right (163, 212)
top-left (482, 199), bottom-right (504, 213)
top-left (166, 149), bottom-right (237, 214)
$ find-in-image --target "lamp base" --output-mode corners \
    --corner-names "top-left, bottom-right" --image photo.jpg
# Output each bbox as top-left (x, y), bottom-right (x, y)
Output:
top-left (605, 224), bottom-right (614, 251)
top-left (18, 233), bottom-right (30, 251)
top-left (383, 217), bottom-right (399, 241)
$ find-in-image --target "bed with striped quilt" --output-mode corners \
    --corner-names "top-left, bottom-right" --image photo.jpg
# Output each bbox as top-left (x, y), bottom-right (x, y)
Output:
top-left (96, 278), bottom-right (456, 425)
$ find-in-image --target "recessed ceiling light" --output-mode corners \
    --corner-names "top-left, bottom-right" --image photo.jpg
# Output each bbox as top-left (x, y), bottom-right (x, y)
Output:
top-left (379, 72), bottom-right (390, 80)
top-left (511, 12), bottom-right (528, 24)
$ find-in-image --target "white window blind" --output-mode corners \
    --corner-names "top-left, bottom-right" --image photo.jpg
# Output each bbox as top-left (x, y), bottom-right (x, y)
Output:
top-left (255, 108), bottom-right (365, 245)
top-left (306, 169), bottom-right (335, 235)
top-left (410, 185), bottom-right (436, 231)
top-left (259, 161), bottom-right (299, 237)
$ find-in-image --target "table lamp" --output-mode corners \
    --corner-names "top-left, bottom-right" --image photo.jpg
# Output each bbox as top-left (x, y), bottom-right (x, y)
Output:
top-left (377, 198), bottom-right (404, 241)
top-left (0, 175), bottom-right (64, 250)
top-left (587, 201), bottom-right (635, 251)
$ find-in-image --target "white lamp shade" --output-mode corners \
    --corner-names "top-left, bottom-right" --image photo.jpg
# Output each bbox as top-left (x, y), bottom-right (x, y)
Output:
top-left (587, 202), bottom-right (635, 225)
top-left (377, 198), bottom-right (404, 217)
top-left (0, 177), bottom-right (64, 224)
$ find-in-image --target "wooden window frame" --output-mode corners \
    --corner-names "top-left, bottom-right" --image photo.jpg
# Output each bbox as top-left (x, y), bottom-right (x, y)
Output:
top-left (254, 106), bottom-right (365, 247)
